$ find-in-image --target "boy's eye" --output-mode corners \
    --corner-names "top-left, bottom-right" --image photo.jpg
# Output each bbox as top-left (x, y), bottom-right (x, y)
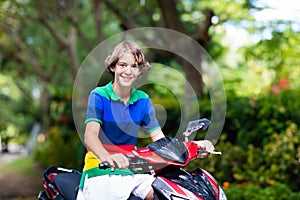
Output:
top-left (119, 63), bottom-right (127, 67)
top-left (118, 63), bottom-right (139, 69)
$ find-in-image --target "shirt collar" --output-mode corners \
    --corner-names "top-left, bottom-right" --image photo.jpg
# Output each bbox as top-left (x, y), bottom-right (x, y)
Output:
top-left (107, 81), bottom-right (137, 104)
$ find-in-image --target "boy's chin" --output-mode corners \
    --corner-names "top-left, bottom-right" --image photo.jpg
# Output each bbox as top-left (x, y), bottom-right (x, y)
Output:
top-left (119, 80), bottom-right (134, 87)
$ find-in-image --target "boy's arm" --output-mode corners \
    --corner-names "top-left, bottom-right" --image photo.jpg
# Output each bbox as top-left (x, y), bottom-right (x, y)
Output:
top-left (149, 128), bottom-right (165, 142)
top-left (84, 121), bottom-right (129, 168)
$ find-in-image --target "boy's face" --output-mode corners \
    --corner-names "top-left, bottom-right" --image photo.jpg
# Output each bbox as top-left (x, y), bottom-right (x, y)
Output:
top-left (110, 53), bottom-right (141, 88)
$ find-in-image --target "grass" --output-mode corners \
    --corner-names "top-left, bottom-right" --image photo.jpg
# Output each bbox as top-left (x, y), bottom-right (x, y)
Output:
top-left (0, 154), bottom-right (43, 178)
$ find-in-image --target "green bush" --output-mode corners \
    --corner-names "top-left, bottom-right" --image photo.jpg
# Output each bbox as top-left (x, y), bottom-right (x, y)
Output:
top-left (258, 124), bottom-right (300, 191)
top-left (187, 122), bottom-right (300, 192)
top-left (224, 88), bottom-right (300, 148)
top-left (225, 182), bottom-right (300, 200)
top-left (33, 126), bottom-right (85, 170)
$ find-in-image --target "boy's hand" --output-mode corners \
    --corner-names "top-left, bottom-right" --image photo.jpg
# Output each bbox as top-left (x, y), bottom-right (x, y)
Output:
top-left (194, 140), bottom-right (215, 158)
top-left (100, 153), bottom-right (129, 170)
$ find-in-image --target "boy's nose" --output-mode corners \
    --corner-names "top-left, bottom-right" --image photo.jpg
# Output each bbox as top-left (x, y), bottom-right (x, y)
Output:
top-left (124, 66), bottom-right (133, 74)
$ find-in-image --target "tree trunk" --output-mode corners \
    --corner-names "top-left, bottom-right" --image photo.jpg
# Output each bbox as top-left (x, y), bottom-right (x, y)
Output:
top-left (157, 0), bottom-right (206, 96)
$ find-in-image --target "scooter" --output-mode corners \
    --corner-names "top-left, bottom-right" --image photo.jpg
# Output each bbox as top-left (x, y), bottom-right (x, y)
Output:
top-left (38, 118), bottom-right (227, 200)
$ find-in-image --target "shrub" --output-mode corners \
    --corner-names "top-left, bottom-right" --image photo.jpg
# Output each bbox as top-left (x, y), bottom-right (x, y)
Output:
top-left (33, 126), bottom-right (85, 170)
top-left (187, 123), bottom-right (300, 192)
top-left (225, 182), bottom-right (300, 200)
top-left (224, 88), bottom-right (300, 148)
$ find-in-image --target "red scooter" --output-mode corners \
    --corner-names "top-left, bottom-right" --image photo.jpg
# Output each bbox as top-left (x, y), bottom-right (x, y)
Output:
top-left (38, 118), bottom-right (227, 200)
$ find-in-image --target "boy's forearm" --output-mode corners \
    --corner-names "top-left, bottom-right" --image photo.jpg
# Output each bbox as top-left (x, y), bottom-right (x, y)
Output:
top-left (84, 122), bottom-right (110, 161)
top-left (150, 129), bottom-right (165, 142)
top-left (85, 134), bottom-right (110, 161)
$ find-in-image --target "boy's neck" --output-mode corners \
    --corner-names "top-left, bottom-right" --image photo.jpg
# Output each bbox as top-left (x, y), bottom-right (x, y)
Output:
top-left (112, 83), bottom-right (131, 104)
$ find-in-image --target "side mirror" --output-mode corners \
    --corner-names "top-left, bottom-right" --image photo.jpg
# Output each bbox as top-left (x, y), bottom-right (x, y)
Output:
top-left (183, 118), bottom-right (211, 141)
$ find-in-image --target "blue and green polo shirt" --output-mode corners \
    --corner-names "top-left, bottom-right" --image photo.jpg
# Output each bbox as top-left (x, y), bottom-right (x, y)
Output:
top-left (79, 81), bottom-right (160, 188)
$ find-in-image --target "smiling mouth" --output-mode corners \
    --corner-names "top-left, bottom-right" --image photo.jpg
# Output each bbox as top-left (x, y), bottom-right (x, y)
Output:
top-left (121, 74), bottom-right (134, 81)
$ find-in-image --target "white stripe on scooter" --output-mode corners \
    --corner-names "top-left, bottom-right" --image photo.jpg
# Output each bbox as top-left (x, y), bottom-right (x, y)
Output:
top-left (159, 177), bottom-right (200, 200)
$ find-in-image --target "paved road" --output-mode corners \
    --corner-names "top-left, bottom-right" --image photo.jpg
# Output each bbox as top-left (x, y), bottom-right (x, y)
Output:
top-left (0, 144), bottom-right (42, 200)
top-left (0, 143), bottom-right (26, 165)
top-left (0, 152), bottom-right (24, 166)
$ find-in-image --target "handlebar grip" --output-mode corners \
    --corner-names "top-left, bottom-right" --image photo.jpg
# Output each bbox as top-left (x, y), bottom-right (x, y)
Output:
top-left (99, 161), bottom-right (112, 170)
top-left (98, 158), bottom-right (149, 171)
top-left (198, 150), bottom-right (222, 155)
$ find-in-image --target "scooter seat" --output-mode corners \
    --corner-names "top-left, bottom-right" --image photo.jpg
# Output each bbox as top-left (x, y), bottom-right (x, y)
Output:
top-left (53, 173), bottom-right (81, 200)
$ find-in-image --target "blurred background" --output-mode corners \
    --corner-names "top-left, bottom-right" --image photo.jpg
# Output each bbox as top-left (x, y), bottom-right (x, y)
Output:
top-left (0, 0), bottom-right (299, 199)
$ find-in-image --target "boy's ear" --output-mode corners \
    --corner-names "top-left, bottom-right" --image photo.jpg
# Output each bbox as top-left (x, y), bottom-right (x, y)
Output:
top-left (109, 66), bottom-right (115, 72)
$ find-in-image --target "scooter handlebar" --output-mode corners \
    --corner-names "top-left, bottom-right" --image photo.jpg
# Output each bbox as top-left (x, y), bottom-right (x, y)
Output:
top-left (198, 149), bottom-right (222, 155)
top-left (99, 149), bottom-right (221, 172)
top-left (99, 157), bottom-right (149, 168)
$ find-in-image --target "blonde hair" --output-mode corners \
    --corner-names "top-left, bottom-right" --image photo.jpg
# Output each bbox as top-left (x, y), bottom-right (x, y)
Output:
top-left (105, 41), bottom-right (151, 75)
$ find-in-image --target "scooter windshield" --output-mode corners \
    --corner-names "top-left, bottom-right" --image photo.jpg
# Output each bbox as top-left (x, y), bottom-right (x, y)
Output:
top-left (147, 137), bottom-right (188, 164)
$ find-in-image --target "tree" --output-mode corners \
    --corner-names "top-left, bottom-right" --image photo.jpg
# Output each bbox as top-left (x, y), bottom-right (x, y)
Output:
top-left (0, 0), bottom-right (86, 132)
top-left (0, 0), bottom-right (257, 133)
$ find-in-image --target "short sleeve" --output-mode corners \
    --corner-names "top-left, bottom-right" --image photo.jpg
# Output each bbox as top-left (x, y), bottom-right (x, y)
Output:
top-left (85, 91), bottom-right (103, 124)
top-left (142, 99), bottom-right (160, 134)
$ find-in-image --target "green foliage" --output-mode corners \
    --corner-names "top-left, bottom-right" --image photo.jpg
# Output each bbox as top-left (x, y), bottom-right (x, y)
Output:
top-left (0, 74), bottom-right (40, 145)
top-left (0, 155), bottom-right (40, 177)
top-left (225, 182), bottom-right (300, 200)
top-left (223, 87), bottom-right (300, 147)
top-left (187, 122), bottom-right (300, 193)
top-left (33, 84), bottom-right (85, 170)
top-left (33, 126), bottom-right (85, 170)
top-left (0, 1), bottom-right (299, 198)
top-left (260, 126), bottom-right (300, 191)
top-left (241, 27), bottom-right (300, 89)
top-left (185, 86), bottom-right (300, 195)
top-left (201, 0), bottom-right (255, 23)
